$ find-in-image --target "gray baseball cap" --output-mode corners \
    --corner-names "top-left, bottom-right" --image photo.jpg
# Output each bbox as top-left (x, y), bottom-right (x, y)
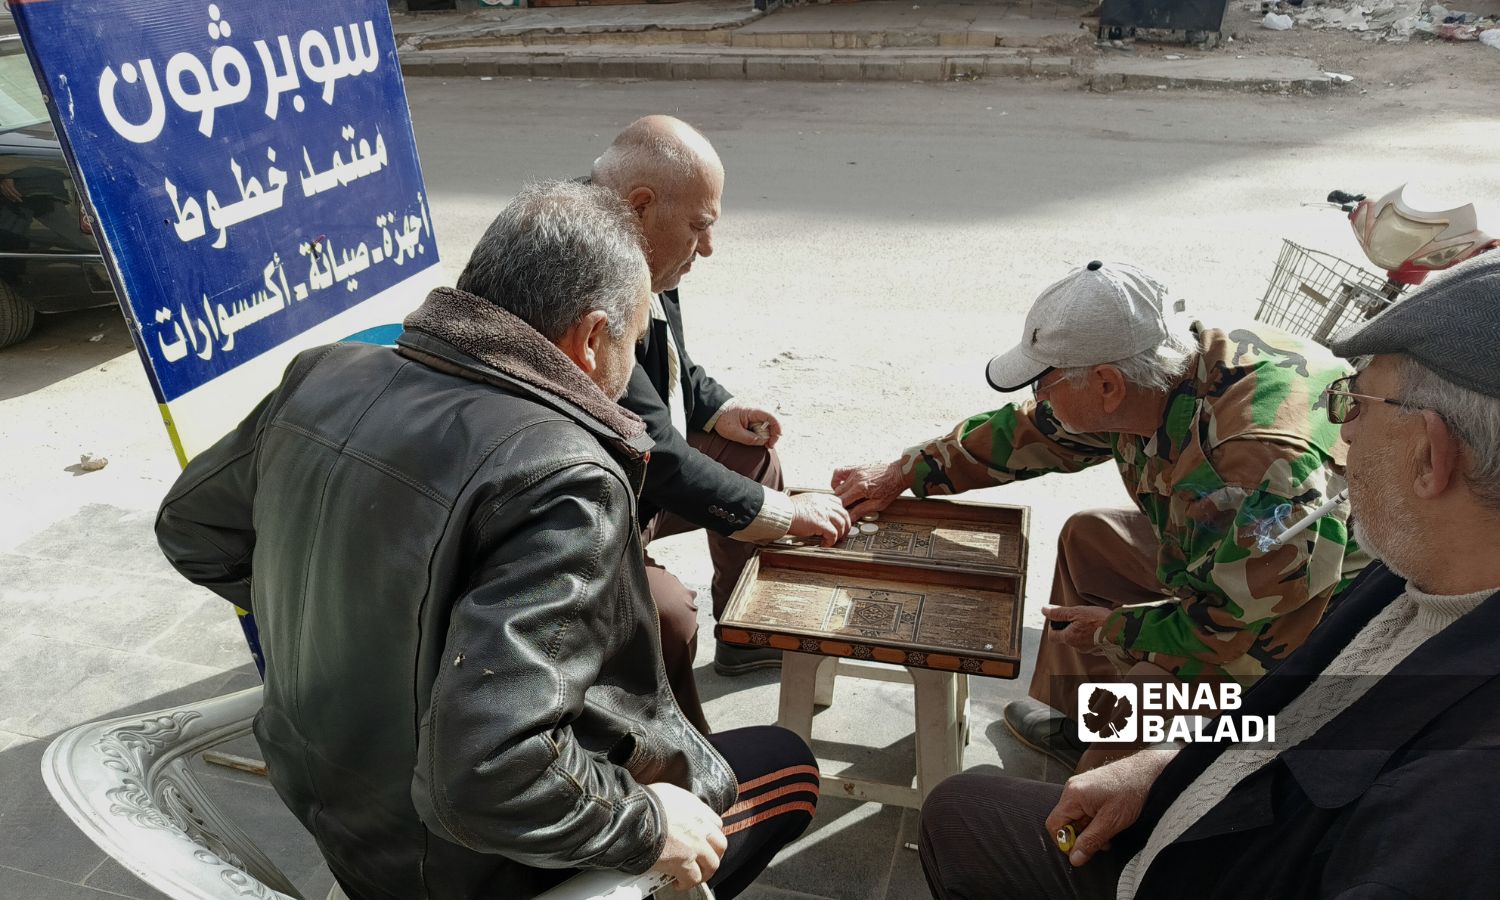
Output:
top-left (1330, 254), bottom-right (1500, 399)
top-left (986, 261), bottom-right (1174, 392)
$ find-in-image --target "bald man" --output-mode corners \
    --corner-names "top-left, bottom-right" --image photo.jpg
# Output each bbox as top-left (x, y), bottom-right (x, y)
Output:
top-left (591, 116), bottom-right (851, 732)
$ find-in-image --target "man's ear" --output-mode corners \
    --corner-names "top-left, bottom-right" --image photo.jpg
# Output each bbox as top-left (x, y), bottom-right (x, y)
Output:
top-left (1413, 409), bottom-right (1461, 500)
top-left (1097, 365), bottom-right (1128, 414)
top-left (557, 310), bottom-right (612, 374)
top-left (626, 186), bottom-right (655, 219)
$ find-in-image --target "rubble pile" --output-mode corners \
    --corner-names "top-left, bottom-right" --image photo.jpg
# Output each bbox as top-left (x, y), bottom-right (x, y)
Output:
top-left (1253, 0), bottom-right (1499, 42)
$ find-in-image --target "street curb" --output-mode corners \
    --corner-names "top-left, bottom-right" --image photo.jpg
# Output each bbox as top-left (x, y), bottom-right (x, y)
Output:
top-left (409, 28), bottom-right (1002, 52)
top-left (401, 49), bottom-right (1082, 83)
top-left (401, 48), bottom-right (1343, 92)
top-left (1084, 70), bottom-right (1339, 94)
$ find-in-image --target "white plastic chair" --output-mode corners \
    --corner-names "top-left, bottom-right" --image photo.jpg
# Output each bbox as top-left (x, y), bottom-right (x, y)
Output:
top-left (41, 686), bottom-right (678, 900)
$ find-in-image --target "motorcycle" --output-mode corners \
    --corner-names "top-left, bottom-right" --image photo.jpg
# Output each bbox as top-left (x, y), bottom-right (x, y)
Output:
top-left (1254, 185), bottom-right (1497, 346)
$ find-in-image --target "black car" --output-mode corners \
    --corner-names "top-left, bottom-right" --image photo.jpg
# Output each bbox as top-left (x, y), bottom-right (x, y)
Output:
top-left (0, 28), bottom-right (115, 349)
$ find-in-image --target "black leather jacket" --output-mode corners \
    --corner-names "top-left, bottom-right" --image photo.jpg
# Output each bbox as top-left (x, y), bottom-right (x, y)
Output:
top-left (156, 323), bottom-right (737, 900)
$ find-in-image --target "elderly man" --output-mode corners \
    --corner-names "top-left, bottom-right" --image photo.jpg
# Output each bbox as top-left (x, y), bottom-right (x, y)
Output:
top-left (834, 261), bottom-right (1365, 770)
top-left (591, 116), bottom-right (850, 731)
top-left (156, 181), bottom-right (818, 900)
top-left (918, 255), bottom-right (1500, 900)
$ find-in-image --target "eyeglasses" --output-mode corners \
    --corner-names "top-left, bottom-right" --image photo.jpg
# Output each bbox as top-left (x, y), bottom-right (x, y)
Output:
top-left (1324, 375), bottom-right (1403, 425)
top-left (1031, 368), bottom-right (1065, 401)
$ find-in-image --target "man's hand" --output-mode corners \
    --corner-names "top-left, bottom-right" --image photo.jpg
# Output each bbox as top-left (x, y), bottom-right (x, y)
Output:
top-left (829, 461), bottom-right (906, 519)
top-left (714, 400), bottom-right (782, 448)
top-left (1044, 743), bottom-right (1179, 867)
top-left (1042, 605), bottom-right (1112, 653)
top-left (646, 783), bottom-right (727, 890)
top-left (788, 493), bottom-right (852, 547)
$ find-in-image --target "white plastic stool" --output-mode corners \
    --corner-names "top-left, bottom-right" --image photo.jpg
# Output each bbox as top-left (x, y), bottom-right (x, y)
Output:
top-left (775, 651), bottom-right (970, 809)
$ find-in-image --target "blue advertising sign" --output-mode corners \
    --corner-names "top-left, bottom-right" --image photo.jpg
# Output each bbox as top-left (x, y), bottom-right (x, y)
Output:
top-left (9, 0), bottom-right (440, 461)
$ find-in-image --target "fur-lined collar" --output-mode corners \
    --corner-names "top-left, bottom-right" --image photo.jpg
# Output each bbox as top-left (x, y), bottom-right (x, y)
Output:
top-left (397, 287), bottom-right (648, 454)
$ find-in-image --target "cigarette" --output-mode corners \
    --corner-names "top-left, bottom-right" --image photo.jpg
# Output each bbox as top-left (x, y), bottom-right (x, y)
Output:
top-left (1267, 490), bottom-right (1348, 548)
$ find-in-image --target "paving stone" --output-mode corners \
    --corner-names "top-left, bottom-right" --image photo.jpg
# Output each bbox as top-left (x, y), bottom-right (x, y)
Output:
top-left (987, 57), bottom-right (1031, 77)
top-left (0, 634), bottom-right (231, 737)
top-left (429, 56), bottom-right (471, 78)
top-left (820, 58), bottom-right (864, 82)
top-left (562, 57), bottom-right (602, 79)
top-left (0, 554), bottom-right (241, 669)
top-left (15, 505), bottom-right (181, 581)
top-left (633, 58), bottom-right (674, 80)
top-left (456, 54), bottom-right (503, 77)
top-left (400, 57), bottom-right (436, 77)
top-left (0, 865), bottom-right (136, 900)
top-left (492, 55), bottom-right (541, 77)
top-left (0, 729), bottom-right (26, 754)
top-left (744, 57), bottom-right (787, 81)
top-left (707, 56), bottom-right (747, 80)
top-left (0, 741), bottom-right (108, 884)
top-left (949, 57), bottom-right (987, 80)
top-left (899, 57), bottom-right (946, 82)
top-left (754, 796), bottom-right (904, 899)
top-left (862, 59), bottom-right (905, 81)
top-left (781, 57), bottom-right (822, 81)
top-left (669, 55), bottom-right (714, 80)
top-left (884, 809), bottom-right (932, 900)
top-left (1030, 56), bottom-right (1075, 76)
top-left (597, 57), bottom-right (638, 78)
top-left (79, 859), bottom-right (168, 900)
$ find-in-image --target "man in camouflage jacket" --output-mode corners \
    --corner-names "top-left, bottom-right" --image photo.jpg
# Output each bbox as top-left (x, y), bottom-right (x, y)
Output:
top-left (833, 261), bottom-right (1368, 771)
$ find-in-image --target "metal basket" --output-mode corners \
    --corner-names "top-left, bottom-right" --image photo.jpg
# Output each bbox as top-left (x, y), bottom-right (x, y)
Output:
top-left (1254, 240), bottom-right (1395, 347)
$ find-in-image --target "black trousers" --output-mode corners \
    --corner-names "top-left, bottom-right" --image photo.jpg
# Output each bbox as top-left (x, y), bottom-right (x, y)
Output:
top-left (706, 725), bottom-right (820, 899)
top-left (918, 774), bottom-right (1121, 900)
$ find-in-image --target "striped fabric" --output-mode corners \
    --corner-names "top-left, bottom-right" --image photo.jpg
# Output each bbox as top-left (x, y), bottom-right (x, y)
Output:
top-left (722, 764), bottom-right (820, 837)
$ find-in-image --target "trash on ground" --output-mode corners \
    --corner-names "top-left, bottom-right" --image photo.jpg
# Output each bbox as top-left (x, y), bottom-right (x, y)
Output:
top-left (1286, 0), bottom-right (1498, 42)
top-left (1263, 11), bottom-right (1295, 28)
top-left (77, 453), bottom-right (109, 472)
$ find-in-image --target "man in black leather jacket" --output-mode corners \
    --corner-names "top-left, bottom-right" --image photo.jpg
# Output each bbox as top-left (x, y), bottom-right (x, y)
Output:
top-left (156, 181), bottom-right (818, 900)
top-left (591, 116), bottom-right (852, 730)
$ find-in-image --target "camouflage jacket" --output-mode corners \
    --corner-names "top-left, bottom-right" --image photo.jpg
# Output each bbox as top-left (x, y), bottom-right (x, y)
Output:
top-left (902, 324), bottom-right (1368, 686)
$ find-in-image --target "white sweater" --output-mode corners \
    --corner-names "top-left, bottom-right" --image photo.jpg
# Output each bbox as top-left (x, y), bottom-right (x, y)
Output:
top-left (1117, 584), bottom-right (1494, 900)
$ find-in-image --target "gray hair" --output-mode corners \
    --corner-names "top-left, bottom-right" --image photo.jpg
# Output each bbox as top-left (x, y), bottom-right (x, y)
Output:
top-left (1394, 354), bottom-right (1500, 509)
top-left (1059, 329), bottom-right (1195, 393)
top-left (456, 179), bottom-right (647, 341)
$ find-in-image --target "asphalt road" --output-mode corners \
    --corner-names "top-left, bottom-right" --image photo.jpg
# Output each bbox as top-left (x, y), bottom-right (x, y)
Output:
top-left (1, 76), bottom-right (1496, 899)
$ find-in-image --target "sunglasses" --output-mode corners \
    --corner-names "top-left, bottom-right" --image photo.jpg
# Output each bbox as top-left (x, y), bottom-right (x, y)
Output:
top-left (1324, 375), bottom-right (1403, 425)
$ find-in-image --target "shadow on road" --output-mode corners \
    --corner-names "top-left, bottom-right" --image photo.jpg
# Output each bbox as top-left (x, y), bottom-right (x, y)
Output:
top-left (0, 306), bottom-right (131, 403)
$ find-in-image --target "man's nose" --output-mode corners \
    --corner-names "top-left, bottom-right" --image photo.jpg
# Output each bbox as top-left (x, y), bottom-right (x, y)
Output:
top-left (697, 227), bottom-right (714, 258)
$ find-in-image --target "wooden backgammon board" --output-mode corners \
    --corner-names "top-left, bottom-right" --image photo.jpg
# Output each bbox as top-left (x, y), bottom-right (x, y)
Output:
top-left (716, 496), bottom-right (1029, 679)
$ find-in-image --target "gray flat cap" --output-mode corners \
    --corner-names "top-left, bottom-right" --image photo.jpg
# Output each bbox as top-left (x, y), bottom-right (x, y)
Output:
top-left (1331, 254), bottom-right (1500, 399)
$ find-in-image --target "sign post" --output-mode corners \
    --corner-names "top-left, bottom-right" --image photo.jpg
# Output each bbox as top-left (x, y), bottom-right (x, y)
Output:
top-left (9, 0), bottom-right (443, 670)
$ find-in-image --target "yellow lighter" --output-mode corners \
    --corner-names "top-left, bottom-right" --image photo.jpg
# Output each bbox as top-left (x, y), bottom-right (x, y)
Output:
top-left (1054, 825), bottom-right (1076, 853)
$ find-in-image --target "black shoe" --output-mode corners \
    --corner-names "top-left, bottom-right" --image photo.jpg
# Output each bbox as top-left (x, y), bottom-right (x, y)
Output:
top-left (1002, 698), bottom-right (1085, 771)
top-left (713, 642), bottom-right (783, 676)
